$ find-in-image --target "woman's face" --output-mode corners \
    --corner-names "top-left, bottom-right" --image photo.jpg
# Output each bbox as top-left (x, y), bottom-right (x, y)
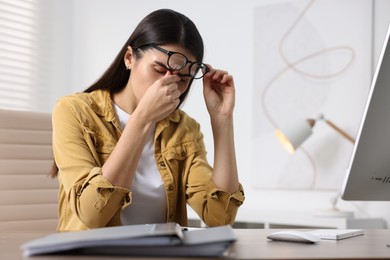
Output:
top-left (125, 44), bottom-right (195, 106)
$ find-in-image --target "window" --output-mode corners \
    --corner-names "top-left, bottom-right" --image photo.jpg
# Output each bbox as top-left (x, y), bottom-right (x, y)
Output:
top-left (0, 0), bottom-right (70, 112)
top-left (0, 0), bottom-right (41, 110)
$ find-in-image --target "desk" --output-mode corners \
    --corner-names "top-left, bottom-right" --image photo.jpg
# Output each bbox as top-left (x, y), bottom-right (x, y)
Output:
top-left (2, 229), bottom-right (390, 260)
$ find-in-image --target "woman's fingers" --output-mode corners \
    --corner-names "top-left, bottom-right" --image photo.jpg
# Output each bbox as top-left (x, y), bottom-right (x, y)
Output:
top-left (136, 71), bottom-right (182, 123)
top-left (205, 68), bottom-right (232, 85)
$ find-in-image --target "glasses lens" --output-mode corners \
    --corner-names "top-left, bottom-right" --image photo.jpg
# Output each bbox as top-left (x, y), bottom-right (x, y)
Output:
top-left (190, 63), bottom-right (209, 79)
top-left (165, 50), bottom-right (209, 79)
top-left (168, 53), bottom-right (187, 70)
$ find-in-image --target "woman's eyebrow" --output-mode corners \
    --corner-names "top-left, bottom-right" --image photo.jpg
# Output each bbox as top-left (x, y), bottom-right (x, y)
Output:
top-left (154, 61), bottom-right (169, 69)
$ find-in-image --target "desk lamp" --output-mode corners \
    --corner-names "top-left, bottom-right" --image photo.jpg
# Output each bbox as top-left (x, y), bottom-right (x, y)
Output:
top-left (275, 113), bottom-right (355, 218)
top-left (275, 113), bottom-right (355, 154)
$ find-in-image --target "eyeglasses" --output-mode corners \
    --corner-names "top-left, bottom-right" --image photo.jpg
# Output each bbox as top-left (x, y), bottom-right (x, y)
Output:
top-left (147, 44), bottom-right (210, 79)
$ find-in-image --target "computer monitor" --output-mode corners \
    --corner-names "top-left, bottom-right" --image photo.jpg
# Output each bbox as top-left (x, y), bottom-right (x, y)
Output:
top-left (341, 24), bottom-right (390, 201)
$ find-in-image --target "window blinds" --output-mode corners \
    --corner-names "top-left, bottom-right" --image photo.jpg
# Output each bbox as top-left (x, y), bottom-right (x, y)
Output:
top-left (0, 0), bottom-right (41, 111)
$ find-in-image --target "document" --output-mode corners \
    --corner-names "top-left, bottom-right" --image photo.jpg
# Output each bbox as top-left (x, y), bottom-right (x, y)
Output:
top-left (21, 222), bottom-right (236, 257)
top-left (306, 229), bottom-right (364, 240)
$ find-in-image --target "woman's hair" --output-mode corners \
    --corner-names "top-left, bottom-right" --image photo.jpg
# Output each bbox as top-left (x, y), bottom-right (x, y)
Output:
top-left (84, 8), bottom-right (204, 107)
top-left (50, 9), bottom-right (204, 178)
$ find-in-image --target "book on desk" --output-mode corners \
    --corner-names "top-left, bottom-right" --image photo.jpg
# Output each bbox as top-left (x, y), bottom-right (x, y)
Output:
top-left (20, 222), bottom-right (236, 257)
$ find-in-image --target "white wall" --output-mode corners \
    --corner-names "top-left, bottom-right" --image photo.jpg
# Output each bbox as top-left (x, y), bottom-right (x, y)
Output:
top-left (45, 0), bottom-right (74, 111)
top-left (56, 0), bottom-right (390, 226)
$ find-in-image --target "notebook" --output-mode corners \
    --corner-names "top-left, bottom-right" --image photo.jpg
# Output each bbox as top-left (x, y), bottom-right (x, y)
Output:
top-left (306, 229), bottom-right (364, 240)
top-left (21, 222), bottom-right (236, 257)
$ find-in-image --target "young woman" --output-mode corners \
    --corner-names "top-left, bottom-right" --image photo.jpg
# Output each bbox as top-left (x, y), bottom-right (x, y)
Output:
top-left (52, 9), bottom-right (244, 231)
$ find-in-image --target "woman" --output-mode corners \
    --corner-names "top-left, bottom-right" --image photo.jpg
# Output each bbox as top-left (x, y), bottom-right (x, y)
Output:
top-left (52, 9), bottom-right (244, 231)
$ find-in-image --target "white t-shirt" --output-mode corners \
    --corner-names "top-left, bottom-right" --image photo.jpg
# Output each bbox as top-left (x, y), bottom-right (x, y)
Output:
top-left (114, 104), bottom-right (167, 225)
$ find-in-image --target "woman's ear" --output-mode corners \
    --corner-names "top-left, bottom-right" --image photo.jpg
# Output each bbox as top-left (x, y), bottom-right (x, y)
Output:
top-left (124, 46), bottom-right (135, 70)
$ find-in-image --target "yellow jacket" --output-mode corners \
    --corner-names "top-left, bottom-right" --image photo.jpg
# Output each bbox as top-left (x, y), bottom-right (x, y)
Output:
top-left (52, 89), bottom-right (244, 231)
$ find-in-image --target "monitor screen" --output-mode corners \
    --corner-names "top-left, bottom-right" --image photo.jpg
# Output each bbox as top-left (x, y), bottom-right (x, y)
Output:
top-left (341, 24), bottom-right (390, 201)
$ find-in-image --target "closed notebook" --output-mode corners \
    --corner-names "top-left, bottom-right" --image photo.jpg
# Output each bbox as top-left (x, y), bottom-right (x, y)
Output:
top-left (306, 229), bottom-right (364, 240)
top-left (21, 222), bottom-right (236, 257)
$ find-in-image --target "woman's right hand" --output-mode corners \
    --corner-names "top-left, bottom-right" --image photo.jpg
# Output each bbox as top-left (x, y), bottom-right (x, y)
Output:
top-left (134, 71), bottom-right (181, 124)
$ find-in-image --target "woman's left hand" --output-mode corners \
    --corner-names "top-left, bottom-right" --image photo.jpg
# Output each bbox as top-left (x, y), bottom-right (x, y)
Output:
top-left (202, 66), bottom-right (235, 119)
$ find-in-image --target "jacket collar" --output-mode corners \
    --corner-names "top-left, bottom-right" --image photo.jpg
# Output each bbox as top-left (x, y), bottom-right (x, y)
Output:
top-left (88, 89), bottom-right (116, 118)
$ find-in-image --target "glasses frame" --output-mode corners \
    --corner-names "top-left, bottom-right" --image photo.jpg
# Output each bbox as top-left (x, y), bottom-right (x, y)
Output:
top-left (143, 44), bottom-right (210, 79)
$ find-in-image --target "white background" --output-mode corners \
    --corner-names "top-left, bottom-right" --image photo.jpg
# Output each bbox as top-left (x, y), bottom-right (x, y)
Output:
top-left (253, 0), bottom-right (372, 190)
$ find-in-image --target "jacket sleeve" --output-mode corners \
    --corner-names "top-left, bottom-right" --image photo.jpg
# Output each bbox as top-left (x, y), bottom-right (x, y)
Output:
top-left (185, 125), bottom-right (245, 227)
top-left (52, 100), bottom-right (131, 229)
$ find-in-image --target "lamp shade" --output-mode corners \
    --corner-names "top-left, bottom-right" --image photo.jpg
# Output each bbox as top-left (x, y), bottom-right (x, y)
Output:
top-left (275, 119), bottom-right (313, 154)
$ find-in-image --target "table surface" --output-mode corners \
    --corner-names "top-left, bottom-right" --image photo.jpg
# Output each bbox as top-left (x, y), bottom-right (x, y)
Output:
top-left (2, 229), bottom-right (390, 260)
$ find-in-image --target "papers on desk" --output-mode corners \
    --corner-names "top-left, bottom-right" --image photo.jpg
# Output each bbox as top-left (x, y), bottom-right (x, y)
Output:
top-left (306, 229), bottom-right (364, 240)
top-left (21, 222), bottom-right (236, 257)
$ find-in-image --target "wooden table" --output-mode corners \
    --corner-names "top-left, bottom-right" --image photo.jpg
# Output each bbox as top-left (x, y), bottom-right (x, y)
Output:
top-left (2, 229), bottom-right (390, 259)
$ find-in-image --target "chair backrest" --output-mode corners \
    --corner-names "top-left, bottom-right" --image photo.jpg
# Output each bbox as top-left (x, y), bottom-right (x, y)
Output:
top-left (0, 109), bottom-right (58, 232)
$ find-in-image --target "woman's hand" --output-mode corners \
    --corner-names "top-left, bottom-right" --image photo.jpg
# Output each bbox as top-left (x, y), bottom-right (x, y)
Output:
top-left (203, 66), bottom-right (235, 119)
top-left (134, 71), bottom-right (181, 124)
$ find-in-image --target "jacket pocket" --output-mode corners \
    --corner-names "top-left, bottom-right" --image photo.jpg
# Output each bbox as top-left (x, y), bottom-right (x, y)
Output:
top-left (164, 141), bottom-right (200, 161)
top-left (83, 125), bottom-right (116, 163)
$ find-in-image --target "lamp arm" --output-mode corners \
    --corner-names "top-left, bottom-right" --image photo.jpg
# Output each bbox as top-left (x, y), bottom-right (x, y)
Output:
top-left (324, 119), bottom-right (355, 144)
